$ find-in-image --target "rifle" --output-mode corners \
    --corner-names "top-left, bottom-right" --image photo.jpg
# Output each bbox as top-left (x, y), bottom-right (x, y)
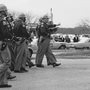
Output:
top-left (48, 22), bottom-right (61, 34)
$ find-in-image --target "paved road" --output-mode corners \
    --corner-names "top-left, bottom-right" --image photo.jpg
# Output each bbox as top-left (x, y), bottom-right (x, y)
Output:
top-left (2, 53), bottom-right (90, 90)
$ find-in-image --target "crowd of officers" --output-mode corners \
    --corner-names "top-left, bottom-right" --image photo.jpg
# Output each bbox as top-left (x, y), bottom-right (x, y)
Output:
top-left (0, 4), bottom-right (61, 88)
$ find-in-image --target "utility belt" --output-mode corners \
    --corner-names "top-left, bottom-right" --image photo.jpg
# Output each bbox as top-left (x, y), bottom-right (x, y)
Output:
top-left (4, 39), bottom-right (11, 42)
top-left (15, 37), bottom-right (25, 45)
top-left (38, 35), bottom-right (51, 43)
top-left (40, 33), bottom-right (51, 38)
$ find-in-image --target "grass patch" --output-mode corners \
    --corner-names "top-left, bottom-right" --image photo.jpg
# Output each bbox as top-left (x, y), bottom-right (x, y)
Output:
top-left (55, 49), bottom-right (90, 59)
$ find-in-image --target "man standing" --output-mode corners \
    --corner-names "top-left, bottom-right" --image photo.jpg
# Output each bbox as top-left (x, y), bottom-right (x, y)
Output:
top-left (35, 15), bottom-right (61, 67)
top-left (0, 4), bottom-right (12, 88)
top-left (14, 13), bottom-right (30, 73)
top-left (73, 34), bottom-right (79, 42)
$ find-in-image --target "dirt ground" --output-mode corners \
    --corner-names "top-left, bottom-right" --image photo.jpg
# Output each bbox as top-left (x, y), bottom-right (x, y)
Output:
top-left (2, 49), bottom-right (90, 90)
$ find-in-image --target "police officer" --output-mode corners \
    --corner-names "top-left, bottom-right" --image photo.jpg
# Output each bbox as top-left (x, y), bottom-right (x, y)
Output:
top-left (0, 4), bottom-right (12, 88)
top-left (4, 13), bottom-right (16, 71)
top-left (35, 15), bottom-right (61, 67)
top-left (14, 13), bottom-right (30, 73)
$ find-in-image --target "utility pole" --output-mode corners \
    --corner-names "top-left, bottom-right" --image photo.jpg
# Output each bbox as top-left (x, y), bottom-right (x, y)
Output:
top-left (50, 8), bottom-right (53, 23)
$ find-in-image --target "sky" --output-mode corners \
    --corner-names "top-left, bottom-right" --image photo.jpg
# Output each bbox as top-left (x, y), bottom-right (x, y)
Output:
top-left (0, 0), bottom-right (90, 28)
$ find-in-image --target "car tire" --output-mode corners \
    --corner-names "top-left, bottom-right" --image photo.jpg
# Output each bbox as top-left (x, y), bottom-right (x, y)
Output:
top-left (75, 47), bottom-right (78, 49)
top-left (86, 47), bottom-right (89, 49)
top-left (58, 45), bottom-right (66, 49)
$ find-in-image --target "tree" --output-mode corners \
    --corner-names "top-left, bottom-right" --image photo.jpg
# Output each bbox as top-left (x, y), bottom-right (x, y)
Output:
top-left (25, 12), bottom-right (38, 26)
top-left (75, 19), bottom-right (90, 34)
top-left (25, 12), bottom-right (39, 36)
top-left (8, 10), bottom-right (21, 19)
top-left (76, 19), bottom-right (90, 28)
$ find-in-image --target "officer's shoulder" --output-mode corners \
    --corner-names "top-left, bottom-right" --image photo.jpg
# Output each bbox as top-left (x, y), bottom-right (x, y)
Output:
top-left (14, 19), bottom-right (22, 25)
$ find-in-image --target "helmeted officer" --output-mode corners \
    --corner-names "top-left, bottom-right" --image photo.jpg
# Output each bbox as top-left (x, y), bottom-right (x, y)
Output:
top-left (0, 4), bottom-right (13, 88)
top-left (2, 12), bottom-right (16, 71)
top-left (14, 13), bottom-right (30, 73)
top-left (35, 15), bottom-right (61, 67)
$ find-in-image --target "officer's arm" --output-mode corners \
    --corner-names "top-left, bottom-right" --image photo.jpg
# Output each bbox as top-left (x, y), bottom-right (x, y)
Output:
top-left (48, 24), bottom-right (57, 28)
top-left (48, 24), bottom-right (58, 33)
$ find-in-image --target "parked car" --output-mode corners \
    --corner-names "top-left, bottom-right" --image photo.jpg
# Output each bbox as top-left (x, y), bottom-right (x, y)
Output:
top-left (50, 39), bottom-right (69, 49)
top-left (50, 37), bottom-right (90, 49)
top-left (68, 38), bottom-right (90, 49)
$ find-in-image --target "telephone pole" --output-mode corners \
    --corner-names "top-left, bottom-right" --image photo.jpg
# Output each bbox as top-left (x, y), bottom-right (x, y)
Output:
top-left (50, 8), bottom-right (53, 23)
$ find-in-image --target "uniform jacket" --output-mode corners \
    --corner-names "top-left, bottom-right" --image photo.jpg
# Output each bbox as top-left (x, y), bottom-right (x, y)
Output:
top-left (0, 17), bottom-right (12, 41)
top-left (13, 19), bottom-right (30, 39)
top-left (36, 23), bottom-right (57, 38)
